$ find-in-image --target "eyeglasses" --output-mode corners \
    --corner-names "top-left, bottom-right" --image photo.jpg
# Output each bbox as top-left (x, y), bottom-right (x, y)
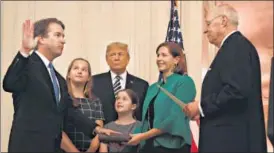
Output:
top-left (206, 15), bottom-right (224, 26)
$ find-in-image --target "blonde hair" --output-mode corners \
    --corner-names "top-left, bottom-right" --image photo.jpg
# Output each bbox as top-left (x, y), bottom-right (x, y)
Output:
top-left (106, 42), bottom-right (129, 57)
top-left (66, 58), bottom-right (94, 106)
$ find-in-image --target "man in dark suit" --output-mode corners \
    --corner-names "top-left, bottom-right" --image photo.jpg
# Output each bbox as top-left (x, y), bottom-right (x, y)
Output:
top-left (92, 42), bottom-right (149, 123)
top-left (3, 18), bottom-right (98, 152)
top-left (183, 4), bottom-right (267, 152)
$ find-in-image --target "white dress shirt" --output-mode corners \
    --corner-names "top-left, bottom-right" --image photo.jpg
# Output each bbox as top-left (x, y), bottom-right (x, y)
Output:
top-left (110, 70), bottom-right (127, 90)
top-left (20, 51), bottom-right (61, 100)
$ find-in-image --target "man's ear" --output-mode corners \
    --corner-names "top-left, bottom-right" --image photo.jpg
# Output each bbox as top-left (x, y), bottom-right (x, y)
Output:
top-left (127, 52), bottom-right (130, 60)
top-left (221, 16), bottom-right (229, 27)
top-left (37, 36), bottom-right (46, 45)
top-left (126, 52), bottom-right (130, 64)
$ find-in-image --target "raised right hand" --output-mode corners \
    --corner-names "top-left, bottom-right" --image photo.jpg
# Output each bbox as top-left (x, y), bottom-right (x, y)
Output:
top-left (20, 20), bottom-right (37, 54)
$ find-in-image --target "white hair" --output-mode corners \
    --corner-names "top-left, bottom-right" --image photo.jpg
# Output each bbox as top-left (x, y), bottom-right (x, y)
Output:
top-left (214, 4), bottom-right (239, 26)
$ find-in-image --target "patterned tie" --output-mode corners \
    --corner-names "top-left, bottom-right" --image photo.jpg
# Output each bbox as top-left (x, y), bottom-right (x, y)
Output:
top-left (113, 75), bottom-right (121, 95)
top-left (48, 63), bottom-right (60, 105)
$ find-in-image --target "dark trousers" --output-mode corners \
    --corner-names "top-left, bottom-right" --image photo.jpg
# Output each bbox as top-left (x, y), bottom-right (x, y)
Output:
top-left (8, 131), bottom-right (62, 152)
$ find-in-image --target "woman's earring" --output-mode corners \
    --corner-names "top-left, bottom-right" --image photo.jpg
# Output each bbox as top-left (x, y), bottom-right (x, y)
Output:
top-left (173, 63), bottom-right (177, 71)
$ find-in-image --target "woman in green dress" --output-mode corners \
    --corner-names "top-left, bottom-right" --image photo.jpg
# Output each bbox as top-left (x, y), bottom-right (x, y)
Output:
top-left (127, 42), bottom-right (196, 153)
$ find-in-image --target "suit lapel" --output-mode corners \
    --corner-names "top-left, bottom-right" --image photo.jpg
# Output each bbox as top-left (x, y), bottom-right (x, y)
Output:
top-left (142, 84), bottom-right (159, 120)
top-left (31, 53), bottom-right (59, 109)
top-left (126, 73), bottom-right (134, 89)
top-left (106, 71), bottom-right (116, 101)
top-left (56, 72), bottom-right (66, 110)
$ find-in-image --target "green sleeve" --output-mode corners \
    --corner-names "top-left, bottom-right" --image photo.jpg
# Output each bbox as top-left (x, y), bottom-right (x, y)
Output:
top-left (175, 76), bottom-right (196, 104)
top-left (154, 76), bottom-right (196, 133)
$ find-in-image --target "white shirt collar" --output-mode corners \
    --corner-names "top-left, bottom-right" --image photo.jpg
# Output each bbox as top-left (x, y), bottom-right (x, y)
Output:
top-left (110, 70), bottom-right (127, 81)
top-left (35, 51), bottom-right (51, 68)
top-left (35, 51), bottom-right (60, 100)
top-left (220, 30), bottom-right (237, 48)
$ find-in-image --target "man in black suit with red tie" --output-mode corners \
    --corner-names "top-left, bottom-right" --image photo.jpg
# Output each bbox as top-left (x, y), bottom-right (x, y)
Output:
top-left (92, 42), bottom-right (149, 123)
top-left (183, 4), bottom-right (267, 152)
top-left (3, 18), bottom-right (98, 152)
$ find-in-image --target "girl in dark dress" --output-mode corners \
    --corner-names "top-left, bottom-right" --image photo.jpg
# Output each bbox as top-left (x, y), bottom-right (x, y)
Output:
top-left (61, 58), bottom-right (116, 152)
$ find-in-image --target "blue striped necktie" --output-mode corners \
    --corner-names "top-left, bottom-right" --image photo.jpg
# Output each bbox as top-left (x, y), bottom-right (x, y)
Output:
top-left (113, 75), bottom-right (121, 95)
top-left (48, 63), bottom-right (60, 105)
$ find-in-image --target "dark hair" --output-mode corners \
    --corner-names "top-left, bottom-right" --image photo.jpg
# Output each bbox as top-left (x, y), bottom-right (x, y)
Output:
top-left (34, 18), bottom-right (65, 50)
top-left (156, 42), bottom-right (187, 75)
top-left (116, 89), bottom-right (139, 117)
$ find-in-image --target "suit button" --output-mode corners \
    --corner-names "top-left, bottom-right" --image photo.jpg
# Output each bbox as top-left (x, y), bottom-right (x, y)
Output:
top-left (55, 133), bottom-right (60, 139)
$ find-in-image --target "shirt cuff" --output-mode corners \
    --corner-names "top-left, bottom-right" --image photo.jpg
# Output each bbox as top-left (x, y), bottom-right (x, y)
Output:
top-left (199, 101), bottom-right (205, 117)
top-left (19, 51), bottom-right (30, 57)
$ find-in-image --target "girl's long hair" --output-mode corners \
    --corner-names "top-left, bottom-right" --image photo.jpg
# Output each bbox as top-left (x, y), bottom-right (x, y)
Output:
top-left (66, 58), bottom-right (94, 107)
